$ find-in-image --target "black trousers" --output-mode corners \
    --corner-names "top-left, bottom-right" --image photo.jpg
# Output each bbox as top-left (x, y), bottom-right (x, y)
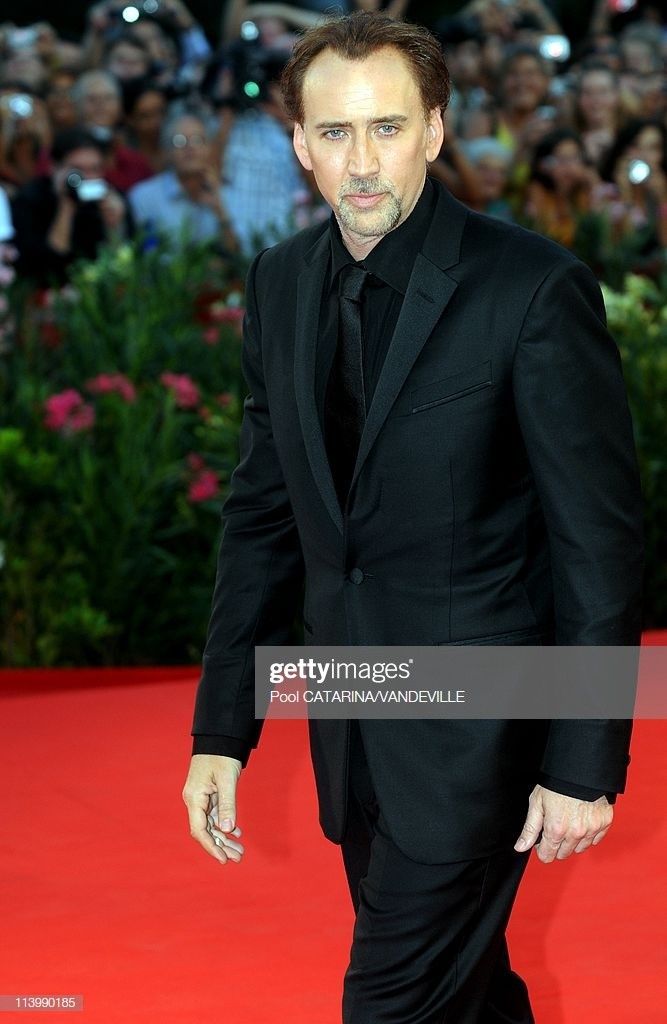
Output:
top-left (340, 722), bottom-right (535, 1024)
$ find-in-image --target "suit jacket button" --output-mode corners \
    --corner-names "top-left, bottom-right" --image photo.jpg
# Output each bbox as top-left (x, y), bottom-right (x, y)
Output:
top-left (348, 567), bottom-right (364, 585)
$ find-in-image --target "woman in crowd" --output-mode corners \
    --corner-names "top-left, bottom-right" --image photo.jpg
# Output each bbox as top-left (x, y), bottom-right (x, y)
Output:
top-left (523, 128), bottom-right (595, 247)
top-left (122, 79), bottom-right (168, 174)
top-left (572, 62), bottom-right (634, 168)
top-left (598, 118), bottom-right (667, 261)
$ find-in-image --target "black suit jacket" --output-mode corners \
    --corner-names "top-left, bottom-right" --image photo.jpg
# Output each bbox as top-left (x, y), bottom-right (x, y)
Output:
top-left (193, 181), bottom-right (643, 862)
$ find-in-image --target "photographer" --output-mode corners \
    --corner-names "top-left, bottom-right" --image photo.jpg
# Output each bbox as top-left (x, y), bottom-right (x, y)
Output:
top-left (11, 127), bottom-right (131, 285)
top-left (202, 36), bottom-right (317, 254)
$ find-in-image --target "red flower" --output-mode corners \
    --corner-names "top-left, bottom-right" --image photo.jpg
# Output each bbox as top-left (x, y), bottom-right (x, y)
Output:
top-left (217, 392), bottom-right (232, 407)
top-left (188, 469), bottom-right (219, 503)
top-left (44, 389), bottom-right (95, 433)
top-left (40, 322), bottom-right (63, 349)
top-left (211, 305), bottom-right (245, 325)
top-left (209, 304), bottom-right (244, 338)
top-left (160, 371), bottom-right (200, 409)
top-left (186, 452), bottom-right (205, 471)
top-left (86, 373), bottom-right (136, 403)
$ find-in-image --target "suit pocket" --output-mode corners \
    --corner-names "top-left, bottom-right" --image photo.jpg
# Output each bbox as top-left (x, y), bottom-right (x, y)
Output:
top-left (435, 626), bottom-right (545, 646)
top-left (410, 360), bottom-right (493, 413)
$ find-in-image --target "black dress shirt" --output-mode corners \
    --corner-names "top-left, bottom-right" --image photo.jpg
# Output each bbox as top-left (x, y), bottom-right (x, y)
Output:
top-left (192, 178), bottom-right (615, 805)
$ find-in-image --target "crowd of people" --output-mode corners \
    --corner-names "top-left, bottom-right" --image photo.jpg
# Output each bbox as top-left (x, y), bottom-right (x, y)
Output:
top-left (1, 0), bottom-right (666, 285)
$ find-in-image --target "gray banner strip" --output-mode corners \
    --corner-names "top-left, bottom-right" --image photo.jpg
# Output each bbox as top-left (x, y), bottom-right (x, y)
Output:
top-left (254, 645), bottom-right (666, 720)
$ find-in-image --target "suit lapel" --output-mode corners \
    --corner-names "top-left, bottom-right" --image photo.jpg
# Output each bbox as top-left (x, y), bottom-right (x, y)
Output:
top-left (294, 231), bottom-right (345, 534)
top-left (293, 183), bottom-right (469, 534)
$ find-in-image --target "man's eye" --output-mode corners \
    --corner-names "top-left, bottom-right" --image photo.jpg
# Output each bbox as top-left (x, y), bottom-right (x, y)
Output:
top-left (377, 125), bottom-right (398, 135)
top-left (324, 129), bottom-right (346, 140)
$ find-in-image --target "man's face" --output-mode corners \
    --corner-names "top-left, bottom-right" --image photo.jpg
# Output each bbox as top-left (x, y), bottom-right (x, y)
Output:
top-left (167, 116), bottom-right (211, 177)
top-left (81, 81), bottom-right (121, 129)
top-left (293, 47), bottom-right (444, 255)
top-left (106, 42), bottom-right (150, 82)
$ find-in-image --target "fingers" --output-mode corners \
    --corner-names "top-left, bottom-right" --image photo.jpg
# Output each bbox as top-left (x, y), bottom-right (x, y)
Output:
top-left (514, 787), bottom-right (544, 853)
top-left (537, 821), bottom-right (610, 862)
top-left (182, 755), bottom-right (243, 865)
top-left (532, 792), bottom-right (613, 863)
top-left (207, 814), bottom-right (245, 863)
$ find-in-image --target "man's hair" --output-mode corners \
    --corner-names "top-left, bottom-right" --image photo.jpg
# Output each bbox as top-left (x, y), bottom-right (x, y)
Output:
top-left (281, 12), bottom-right (450, 125)
top-left (71, 70), bottom-right (121, 107)
top-left (51, 128), bottom-right (108, 163)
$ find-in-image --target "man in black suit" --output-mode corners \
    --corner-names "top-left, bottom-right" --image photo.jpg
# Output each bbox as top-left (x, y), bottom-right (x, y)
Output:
top-left (182, 13), bottom-right (643, 1022)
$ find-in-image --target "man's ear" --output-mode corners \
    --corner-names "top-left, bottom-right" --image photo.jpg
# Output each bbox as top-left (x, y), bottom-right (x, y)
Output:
top-left (293, 123), bottom-right (313, 171)
top-left (425, 110), bottom-right (445, 162)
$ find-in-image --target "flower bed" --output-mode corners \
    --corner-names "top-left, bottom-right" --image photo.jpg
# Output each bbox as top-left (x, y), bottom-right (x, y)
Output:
top-left (0, 240), bottom-right (246, 665)
top-left (1, 242), bottom-right (665, 665)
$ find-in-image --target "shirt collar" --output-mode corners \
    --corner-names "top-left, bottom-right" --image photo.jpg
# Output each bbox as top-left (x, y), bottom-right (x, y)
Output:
top-left (329, 176), bottom-right (436, 294)
top-left (164, 169), bottom-right (186, 201)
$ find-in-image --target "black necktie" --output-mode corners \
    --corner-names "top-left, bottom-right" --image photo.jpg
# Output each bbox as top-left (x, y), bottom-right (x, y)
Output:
top-left (324, 264), bottom-right (368, 509)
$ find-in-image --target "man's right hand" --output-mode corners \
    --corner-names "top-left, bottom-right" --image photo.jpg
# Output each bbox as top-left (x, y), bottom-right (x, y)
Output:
top-left (182, 754), bottom-right (245, 865)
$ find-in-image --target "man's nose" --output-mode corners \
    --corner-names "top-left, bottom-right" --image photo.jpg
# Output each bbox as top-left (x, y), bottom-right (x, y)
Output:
top-left (347, 136), bottom-right (379, 177)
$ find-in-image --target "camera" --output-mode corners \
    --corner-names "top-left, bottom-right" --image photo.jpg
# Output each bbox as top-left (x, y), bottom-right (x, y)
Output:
top-left (206, 27), bottom-right (290, 112)
top-left (66, 172), bottom-right (109, 203)
top-left (7, 27), bottom-right (38, 50)
top-left (608, 0), bottom-right (637, 12)
top-left (539, 36), bottom-right (571, 63)
top-left (627, 160), bottom-right (650, 185)
top-left (0, 94), bottom-right (34, 120)
top-left (120, 1), bottom-right (161, 23)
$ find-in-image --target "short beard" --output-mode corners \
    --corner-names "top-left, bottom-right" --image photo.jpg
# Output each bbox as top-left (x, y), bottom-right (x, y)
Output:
top-left (336, 177), bottom-right (403, 239)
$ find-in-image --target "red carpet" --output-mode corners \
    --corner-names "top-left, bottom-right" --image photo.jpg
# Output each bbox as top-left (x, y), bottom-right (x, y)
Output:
top-left (1, 640), bottom-right (666, 1022)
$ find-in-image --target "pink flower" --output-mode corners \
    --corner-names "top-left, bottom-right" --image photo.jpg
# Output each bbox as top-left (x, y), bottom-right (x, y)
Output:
top-left (202, 326), bottom-right (220, 346)
top-left (86, 373), bottom-right (136, 403)
top-left (44, 389), bottom-right (95, 433)
top-left (160, 371), bottom-right (200, 409)
top-left (68, 405), bottom-right (96, 431)
top-left (188, 469), bottom-right (219, 503)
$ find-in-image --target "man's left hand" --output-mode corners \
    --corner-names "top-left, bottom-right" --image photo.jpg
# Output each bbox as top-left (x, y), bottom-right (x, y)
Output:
top-left (514, 785), bottom-right (613, 862)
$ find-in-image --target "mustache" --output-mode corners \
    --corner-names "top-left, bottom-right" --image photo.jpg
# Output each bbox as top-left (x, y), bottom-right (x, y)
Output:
top-left (339, 178), bottom-right (394, 197)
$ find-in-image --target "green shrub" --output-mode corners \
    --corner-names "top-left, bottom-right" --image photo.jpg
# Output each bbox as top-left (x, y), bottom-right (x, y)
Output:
top-left (0, 240), bottom-right (246, 665)
top-left (602, 273), bottom-right (667, 628)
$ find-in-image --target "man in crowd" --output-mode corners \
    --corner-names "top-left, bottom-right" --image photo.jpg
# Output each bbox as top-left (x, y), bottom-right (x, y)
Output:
top-left (128, 108), bottom-right (237, 252)
top-left (183, 12), bottom-right (643, 1024)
